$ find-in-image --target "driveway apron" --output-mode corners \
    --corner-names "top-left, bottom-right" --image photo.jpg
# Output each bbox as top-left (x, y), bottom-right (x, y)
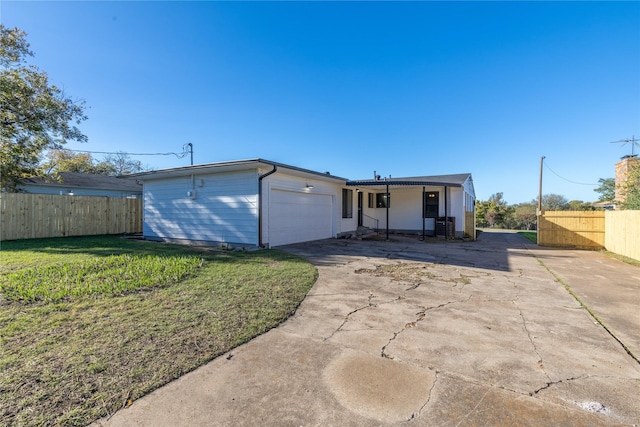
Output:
top-left (96, 231), bottom-right (640, 426)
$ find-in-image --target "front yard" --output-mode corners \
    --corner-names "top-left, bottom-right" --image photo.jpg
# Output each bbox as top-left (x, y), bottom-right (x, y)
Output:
top-left (0, 236), bottom-right (317, 426)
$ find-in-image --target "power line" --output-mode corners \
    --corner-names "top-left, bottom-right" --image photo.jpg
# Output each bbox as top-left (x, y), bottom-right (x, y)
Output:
top-left (60, 144), bottom-right (192, 159)
top-left (543, 161), bottom-right (598, 186)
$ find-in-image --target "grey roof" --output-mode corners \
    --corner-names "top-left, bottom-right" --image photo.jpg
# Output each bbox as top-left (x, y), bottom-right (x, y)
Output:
top-left (126, 158), bottom-right (349, 182)
top-left (125, 158), bottom-right (472, 190)
top-left (347, 173), bottom-right (472, 188)
top-left (22, 172), bottom-right (142, 192)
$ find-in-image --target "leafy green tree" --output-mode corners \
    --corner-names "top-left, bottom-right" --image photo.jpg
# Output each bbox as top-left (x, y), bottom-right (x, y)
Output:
top-left (619, 162), bottom-right (640, 210)
top-left (0, 25), bottom-right (87, 191)
top-left (41, 149), bottom-right (116, 176)
top-left (101, 151), bottom-right (147, 175)
top-left (514, 202), bottom-right (537, 230)
top-left (594, 178), bottom-right (615, 202)
top-left (567, 200), bottom-right (596, 211)
top-left (475, 199), bottom-right (489, 228)
top-left (532, 193), bottom-right (569, 211)
top-left (475, 192), bottom-right (513, 228)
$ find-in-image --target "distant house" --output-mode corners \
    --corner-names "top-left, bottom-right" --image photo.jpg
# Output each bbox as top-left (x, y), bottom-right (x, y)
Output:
top-left (18, 172), bottom-right (142, 198)
top-left (591, 201), bottom-right (615, 210)
top-left (129, 159), bottom-right (475, 248)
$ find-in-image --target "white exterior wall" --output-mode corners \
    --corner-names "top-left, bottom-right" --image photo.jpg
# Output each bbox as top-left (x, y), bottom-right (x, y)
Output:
top-left (463, 177), bottom-right (476, 200)
top-left (141, 164), bottom-right (474, 246)
top-left (359, 190), bottom-right (380, 230)
top-left (449, 187), bottom-right (464, 234)
top-left (358, 186), bottom-right (466, 236)
top-left (388, 188), bottom-right (422, 230)
top-left (340, 187), bottom-right (359, 235)
top-left (260, 169), bottom-right (352, 246)
top-left (143, 170), bottom-right (259, 246)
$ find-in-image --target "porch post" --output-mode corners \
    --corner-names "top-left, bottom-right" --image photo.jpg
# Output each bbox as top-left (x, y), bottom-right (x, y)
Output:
top-left (386, 182), bottom-right (390, 240)
top-left (444, 185), bottom-right (448, 239)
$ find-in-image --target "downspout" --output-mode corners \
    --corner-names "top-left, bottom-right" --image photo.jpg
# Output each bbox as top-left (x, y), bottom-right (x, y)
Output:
top-left (258, 165), bottom-right (278, 248)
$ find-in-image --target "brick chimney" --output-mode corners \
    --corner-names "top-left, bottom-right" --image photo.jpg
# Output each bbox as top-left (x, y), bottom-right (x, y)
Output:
top-left (615, 156), bottom-right (640, 204)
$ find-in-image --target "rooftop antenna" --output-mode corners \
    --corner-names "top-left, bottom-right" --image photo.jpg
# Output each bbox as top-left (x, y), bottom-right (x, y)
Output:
top-left (610, 135), bottom-right (639, 158)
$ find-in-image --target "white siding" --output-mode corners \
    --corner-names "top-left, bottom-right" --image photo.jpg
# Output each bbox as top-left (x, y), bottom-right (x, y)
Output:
top-left (449, 187), bottom-right (464, 234)
top-left (360, 191), bottom-right (379, 230)
top-left (463, 176), bottom-right (476, 199)
top-left (260, 171), bottom-right (349, 246)
top-left (388, 188), bottom-right (422, 230)
top-left (143, 170), bottom-right (258, 245)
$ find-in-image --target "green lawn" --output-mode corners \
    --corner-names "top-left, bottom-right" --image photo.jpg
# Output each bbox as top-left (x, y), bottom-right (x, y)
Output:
top-left (0, 236), bottom-right (317, 426)
top-left (518, 231), bottom-right (537, 243)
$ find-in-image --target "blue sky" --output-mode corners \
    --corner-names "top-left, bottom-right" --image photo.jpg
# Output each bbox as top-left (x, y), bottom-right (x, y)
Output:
top-left (2, 1), bottom-right (639, 204)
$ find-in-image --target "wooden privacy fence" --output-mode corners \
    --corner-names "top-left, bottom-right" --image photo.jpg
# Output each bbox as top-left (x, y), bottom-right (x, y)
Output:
top-left (605, 210), bottom-right (640, 262)
top-left (538, 210), bottom-right (640, 261)
top-left (538, 211), bottom-right (605, 249)
top-left (464, 210), bottom-right (475, 239)
top-left (1, 193), bottom-right (142, 241)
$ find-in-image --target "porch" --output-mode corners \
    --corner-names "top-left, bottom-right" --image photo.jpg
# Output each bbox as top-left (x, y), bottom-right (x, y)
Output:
top-left (346, 176), bottom-right (471, 240)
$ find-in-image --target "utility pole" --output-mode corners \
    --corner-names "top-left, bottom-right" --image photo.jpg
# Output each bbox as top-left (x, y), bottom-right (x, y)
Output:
top-left (537, 156), bottom-right (545, 245)
top-left (538, 156), bottom-right (545, 216)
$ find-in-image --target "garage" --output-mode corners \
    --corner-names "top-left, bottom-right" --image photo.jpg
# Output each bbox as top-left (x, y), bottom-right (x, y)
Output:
top-left (268, 189), bottom-right (334, 247)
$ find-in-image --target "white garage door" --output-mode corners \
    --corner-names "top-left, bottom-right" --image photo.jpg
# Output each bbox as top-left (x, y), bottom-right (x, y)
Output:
top-left (268, 189), bottom-right (333, 247)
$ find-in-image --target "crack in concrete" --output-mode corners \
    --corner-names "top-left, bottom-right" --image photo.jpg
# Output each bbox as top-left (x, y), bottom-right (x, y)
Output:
top-left (505, 273), bottom-right (553, 385)
top-left (381, 306), bottom-right (428, 359)
top-left (323, 293), bottom-right (403, 341)
top-left (381, 297), bottom-right (472, 359)
top-left (410, 370), bottom-right (439, 421)
top-left (454, 385), bottom-right (494, 427)
top-left (323, 292), bottom-right (378, 341)
top-left (381, 331), bottom-right (401, 359)
top-left (531, 375), bottom-right (588, 396)
top-left (513, 298), bottom-right (551, 383)
top-left (527, 249), bottom-right (640, 365)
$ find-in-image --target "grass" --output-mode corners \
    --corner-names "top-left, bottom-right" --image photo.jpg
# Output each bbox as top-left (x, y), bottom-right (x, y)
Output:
top-left (0, 254), bottom-right (202, 303)
top-left (0, 236), bottom-right (317, 426)
top-left (601, 250), bottom-right (640, 267)
top-left (513, 231), bottom-right (640, 267)
top-left (518, 231), bottom-right (537, 243)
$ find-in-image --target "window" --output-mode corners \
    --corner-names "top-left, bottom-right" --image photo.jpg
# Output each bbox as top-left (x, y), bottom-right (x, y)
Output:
top-left (342, 189), bottom-right (353, 218)
top-left (368, 193), bottom-right (374, 208)
top-left (376, 193), bottom-right (389, 208)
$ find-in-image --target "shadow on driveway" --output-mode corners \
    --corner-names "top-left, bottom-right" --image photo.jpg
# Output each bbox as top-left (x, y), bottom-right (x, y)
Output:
top-left (281, 231), bottom-right (528, 272)
top-left (98, 230), bottom-right (640, 427)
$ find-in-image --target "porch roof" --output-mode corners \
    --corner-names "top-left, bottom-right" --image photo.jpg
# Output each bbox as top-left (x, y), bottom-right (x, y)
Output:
top-left (346, 173), bottom-right (470, 188)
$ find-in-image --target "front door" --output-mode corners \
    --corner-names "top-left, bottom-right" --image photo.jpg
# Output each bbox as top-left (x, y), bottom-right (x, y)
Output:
top-left (424, 191), bottom-right (439, 236)
top-left (357, 191), bottom-right (363, 227)
top-left (425, 192), bottom-right (439, 218)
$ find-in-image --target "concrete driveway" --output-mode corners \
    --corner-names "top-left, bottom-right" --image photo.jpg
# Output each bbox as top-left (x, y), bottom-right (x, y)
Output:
top-left (97, 231), bottom-right (640, 426)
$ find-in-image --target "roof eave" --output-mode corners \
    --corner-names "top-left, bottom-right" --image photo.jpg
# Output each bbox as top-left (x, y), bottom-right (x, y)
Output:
top-left (346, 180), bottom-right (463, 188)
top-left (126, 158), bottom-right (348, 182)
